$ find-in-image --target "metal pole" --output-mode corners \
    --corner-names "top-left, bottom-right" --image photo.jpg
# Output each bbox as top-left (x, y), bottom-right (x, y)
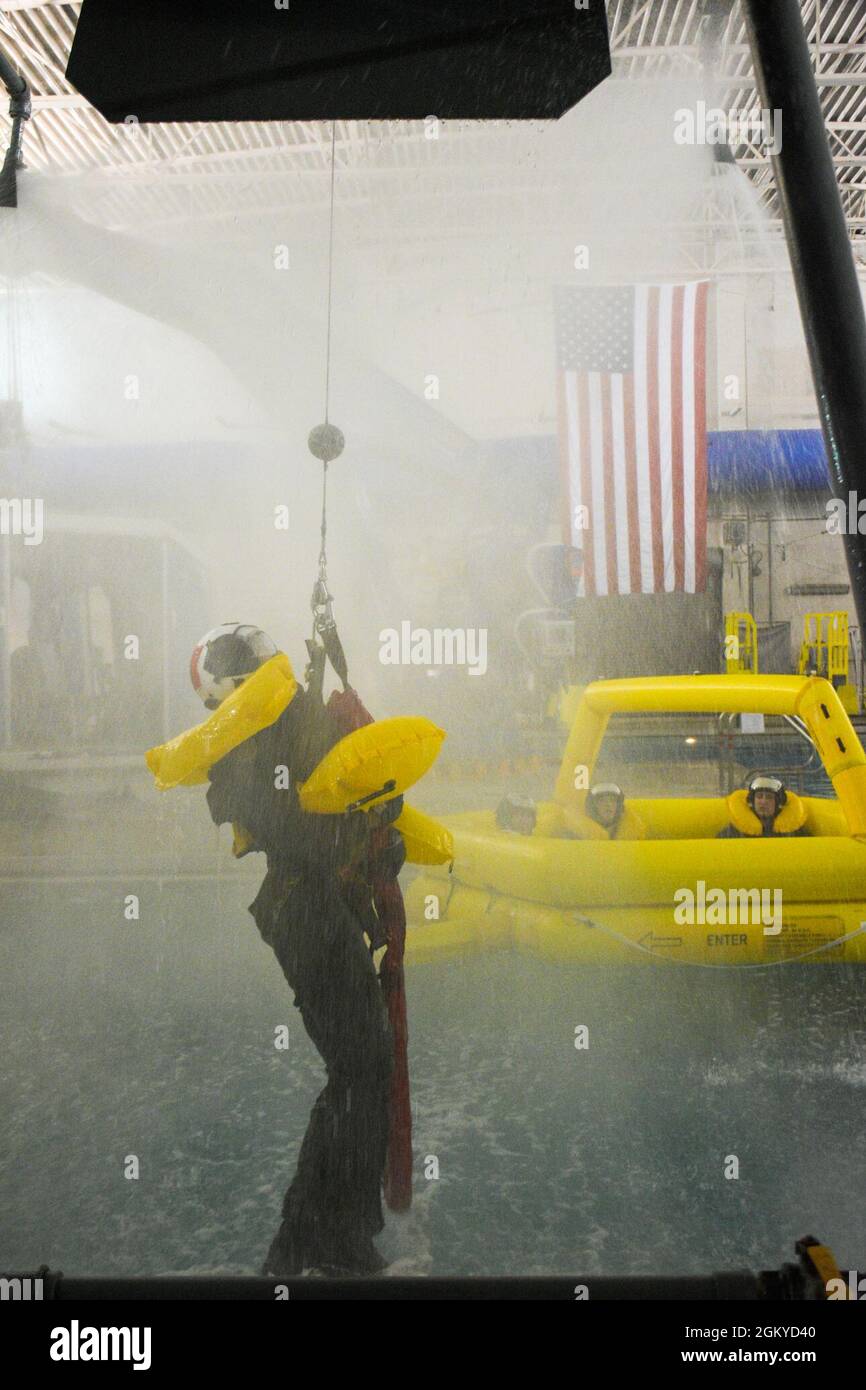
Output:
top-left (0, 48), bottom-right (26, 99)
top-left (767, 516), bottom-right (773, 626)
top-left (742, 0), bottom-right (866, 632)
top-left (0, 41), bottom-right (30, 207)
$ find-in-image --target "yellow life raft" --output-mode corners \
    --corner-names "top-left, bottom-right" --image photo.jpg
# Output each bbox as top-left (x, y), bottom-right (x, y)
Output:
top-left (403, 674), bottom-right (866, 965)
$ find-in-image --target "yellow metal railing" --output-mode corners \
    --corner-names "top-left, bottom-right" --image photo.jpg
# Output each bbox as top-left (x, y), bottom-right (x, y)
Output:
top-left (798, 611), bottom-right (859, 713)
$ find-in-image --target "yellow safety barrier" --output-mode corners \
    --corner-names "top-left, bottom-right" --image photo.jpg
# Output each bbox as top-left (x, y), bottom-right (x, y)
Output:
top-left (798, 611), bottom-right (858, 714)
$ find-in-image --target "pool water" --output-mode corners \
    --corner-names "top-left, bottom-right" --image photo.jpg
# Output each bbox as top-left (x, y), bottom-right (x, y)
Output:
top-left (2, 876), bottom-right (865, 1278)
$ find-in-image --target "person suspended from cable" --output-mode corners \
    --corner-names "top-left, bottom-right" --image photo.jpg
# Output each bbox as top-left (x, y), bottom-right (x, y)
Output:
top-left (145, 127), bottom-right (454, 1274)
top-left (146, 598), bottom-right (451, 1276)
top-left (187, 621), bottom-right (401, 1275)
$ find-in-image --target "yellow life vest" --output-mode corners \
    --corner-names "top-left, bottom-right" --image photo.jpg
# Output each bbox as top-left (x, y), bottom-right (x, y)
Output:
top-left (558, 804), bottom-right (647, 841)
top-left (725, 788), bottom-right (807, 836)
top-left (144, 651), bottom-right (452, 865)
top-left (297, 716), bottom-right (446, 814)
top-left (145, 652), bottom-right (298, 791)
top-left (531, 802), bottom-right (571, 837)
top-left (393, 804), bottom-right (454, 866)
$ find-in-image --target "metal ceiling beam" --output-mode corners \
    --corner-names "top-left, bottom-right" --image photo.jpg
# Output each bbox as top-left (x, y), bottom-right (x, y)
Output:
top-left (1, 0), bottom-right (866, 263)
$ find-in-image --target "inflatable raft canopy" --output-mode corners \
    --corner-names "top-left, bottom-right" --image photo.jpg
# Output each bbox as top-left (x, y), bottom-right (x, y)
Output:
top-left (404, 674), bottom-right (866, 966)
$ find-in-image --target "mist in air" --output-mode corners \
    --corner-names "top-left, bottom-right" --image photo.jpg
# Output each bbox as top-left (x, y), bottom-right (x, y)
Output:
top-left (2, 58), bottom-right (865, 1281)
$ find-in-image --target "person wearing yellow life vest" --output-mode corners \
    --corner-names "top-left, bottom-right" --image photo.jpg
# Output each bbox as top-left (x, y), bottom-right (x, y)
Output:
top-left (494, 792), bottom-right (538, 835)
top-left (190, 623), bottom-right (401, 1277)
top-left (562, 783), bottom-right (647, 841)
top-left (717, 775), bottom-right (810, 839)
top-left (495, 785), bottom-right (646, 840)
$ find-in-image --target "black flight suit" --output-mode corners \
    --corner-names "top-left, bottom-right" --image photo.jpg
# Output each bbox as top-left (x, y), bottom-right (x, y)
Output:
top-left (205, 687), bottom-right (395, 1274)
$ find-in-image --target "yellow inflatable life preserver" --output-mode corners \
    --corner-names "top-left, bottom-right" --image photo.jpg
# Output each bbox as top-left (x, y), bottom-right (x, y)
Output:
top-left (230, 803), bottom-right (452, 866)
top-left (298, 716), bottom-right (446, 814)
top-left (145, 653), bottom-right (298, 791)
top-left (145, 652), bottom-right (450, 858)
top-left (532, 803), bottom-right (570, 837)
top-left (557, 804), bottom-right (647, 841)
top-left (394, 804), bottom-right (454, 865)
top-left (723, 788), bottom-right (807, 836)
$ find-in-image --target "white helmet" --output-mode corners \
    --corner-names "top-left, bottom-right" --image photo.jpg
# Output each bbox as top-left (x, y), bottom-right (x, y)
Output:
top-left (189, 623), bottom-right (277, 709)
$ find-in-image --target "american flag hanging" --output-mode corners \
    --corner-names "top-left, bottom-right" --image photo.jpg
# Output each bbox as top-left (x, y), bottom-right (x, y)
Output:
top-left (555, 282), bottom-right (709, 596)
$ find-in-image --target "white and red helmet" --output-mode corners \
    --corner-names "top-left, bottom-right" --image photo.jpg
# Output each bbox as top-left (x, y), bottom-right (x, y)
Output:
top-left (190, 623), bottom-right (277, 709)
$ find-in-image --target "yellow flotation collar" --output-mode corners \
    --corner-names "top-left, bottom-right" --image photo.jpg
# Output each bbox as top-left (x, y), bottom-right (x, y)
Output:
top-left (556, 804), bottom-right (647, 841)
top-left (145, 652), bottom-right (298, 791)
top-left (230, 802), bottom-right (452, 866)
top-left (145, 651), bottom-right (451, 863)
top-left (725, 787), bottom-right (807, 836)
top-left (394, 804), bottom-right (454, 865)
top-left (532, 803), bottom-right (571, 837)
top-left (297, 716), bottom-right (446, 814)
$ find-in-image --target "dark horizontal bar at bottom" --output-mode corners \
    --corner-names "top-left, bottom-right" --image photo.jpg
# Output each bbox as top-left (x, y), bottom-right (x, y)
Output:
top-left (44, 1272), bottom-right (764, 1301)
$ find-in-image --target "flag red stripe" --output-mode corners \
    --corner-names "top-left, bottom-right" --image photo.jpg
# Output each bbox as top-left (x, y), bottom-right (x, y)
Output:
top-left (646, 287), bottom-right (664, 591)
top-left (623, 373), bottom-right (640, 594)
top-left (556, 371), bottom-right (573, 546)
top-left (601, 372), bottom-right (617, 595)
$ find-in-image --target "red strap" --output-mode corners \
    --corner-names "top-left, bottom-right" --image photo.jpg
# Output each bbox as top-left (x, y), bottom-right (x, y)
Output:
top-left (326, 688), bottom-right (413, 1211)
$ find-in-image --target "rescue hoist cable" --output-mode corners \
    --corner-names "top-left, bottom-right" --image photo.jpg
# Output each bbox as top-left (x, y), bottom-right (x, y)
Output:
top-left (301, 129), bottom-right (415, 1214)
top-left (324, 117), bottom-right (337, 426)
top-left (306, 120), bottom-right (348, 695)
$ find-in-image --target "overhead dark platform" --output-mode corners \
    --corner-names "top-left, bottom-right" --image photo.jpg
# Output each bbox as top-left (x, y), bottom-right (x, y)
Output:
top-left (66, 0), bottom-right (611, 123)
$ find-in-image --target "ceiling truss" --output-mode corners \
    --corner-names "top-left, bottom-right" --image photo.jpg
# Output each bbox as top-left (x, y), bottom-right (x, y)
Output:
top-left (0, 2), bottom-right (864, 271)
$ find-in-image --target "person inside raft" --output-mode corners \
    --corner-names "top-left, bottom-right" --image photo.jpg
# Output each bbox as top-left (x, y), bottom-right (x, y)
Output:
top-left (580, 782), bottom-right (646, 840)
top-left (495, 792), bottom-right (538, 835)
top-left (717, 775), bottom-right (810, 839)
